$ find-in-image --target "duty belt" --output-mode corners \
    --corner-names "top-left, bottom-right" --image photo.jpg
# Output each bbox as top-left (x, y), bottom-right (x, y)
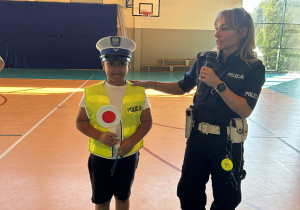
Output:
top-left (198, 122), bottom-right (230, 135)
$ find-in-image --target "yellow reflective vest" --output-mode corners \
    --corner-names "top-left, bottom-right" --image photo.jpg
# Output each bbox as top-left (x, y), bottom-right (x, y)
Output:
top-left (85, 81), bottom-right (145, 158)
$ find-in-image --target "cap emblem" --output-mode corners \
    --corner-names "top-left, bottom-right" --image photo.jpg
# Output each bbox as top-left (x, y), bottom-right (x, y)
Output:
top-left (110, 37), bottom-right (121, 47)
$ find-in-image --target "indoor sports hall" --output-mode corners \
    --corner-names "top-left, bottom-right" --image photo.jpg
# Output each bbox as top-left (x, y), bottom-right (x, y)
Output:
top-left (0, 0), bottom-right (299, 210)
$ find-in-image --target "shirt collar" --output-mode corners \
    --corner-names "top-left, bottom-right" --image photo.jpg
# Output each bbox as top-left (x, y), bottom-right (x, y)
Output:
top-left (218, 50), bottom-right (240, 64)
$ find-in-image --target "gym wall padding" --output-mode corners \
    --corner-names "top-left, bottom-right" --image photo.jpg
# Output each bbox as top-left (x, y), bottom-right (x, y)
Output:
top-left (0, 1), bottom-right (117, 69)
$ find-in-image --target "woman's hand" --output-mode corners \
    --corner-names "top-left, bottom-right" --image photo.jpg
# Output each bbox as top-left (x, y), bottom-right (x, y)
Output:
top-left (198, 67), bottom-right (253, 118)
top-left (130, 80), bottom-right (155, 89)
top-left (130, 80), bottom-right (185, 95)
top-left (199, 66), bottom-right (221, 89)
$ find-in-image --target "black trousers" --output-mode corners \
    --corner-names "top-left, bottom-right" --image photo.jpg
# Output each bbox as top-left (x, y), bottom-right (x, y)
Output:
top-left (177, 128), bottom-right (245, 210)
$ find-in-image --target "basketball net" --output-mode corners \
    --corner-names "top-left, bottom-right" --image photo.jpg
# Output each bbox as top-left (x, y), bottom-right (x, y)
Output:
top-left (141, 11), bottom-right (152, 23)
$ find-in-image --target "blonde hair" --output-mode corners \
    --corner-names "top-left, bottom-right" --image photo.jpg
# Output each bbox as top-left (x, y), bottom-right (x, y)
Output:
top-left (215, 7), bottom-right (258, 63)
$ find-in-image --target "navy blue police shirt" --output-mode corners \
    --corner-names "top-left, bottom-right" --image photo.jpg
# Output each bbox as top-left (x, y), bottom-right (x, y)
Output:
top-left (178, 51), bottom-right (265, 126)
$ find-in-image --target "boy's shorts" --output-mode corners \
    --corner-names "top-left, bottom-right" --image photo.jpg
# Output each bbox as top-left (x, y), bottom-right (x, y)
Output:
top-left (88, 152), bottom-right (139, 204)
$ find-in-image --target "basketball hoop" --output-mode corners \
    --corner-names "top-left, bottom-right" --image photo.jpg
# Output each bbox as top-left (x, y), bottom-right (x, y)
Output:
top-left (141, 11), bottom-right (152, 22)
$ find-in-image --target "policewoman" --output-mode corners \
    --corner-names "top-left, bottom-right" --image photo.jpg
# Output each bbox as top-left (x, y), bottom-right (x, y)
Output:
top-left (131, 7), bottom-right (265, 210)
top-left (76, 36), bottom-right (152, 210)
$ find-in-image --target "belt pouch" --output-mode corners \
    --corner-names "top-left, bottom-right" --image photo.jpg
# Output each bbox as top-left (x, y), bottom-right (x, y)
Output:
top-left (229, 118), bottom-right (248, 143)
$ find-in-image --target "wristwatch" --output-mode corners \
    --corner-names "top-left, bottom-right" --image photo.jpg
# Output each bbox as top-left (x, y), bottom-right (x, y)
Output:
top-left (213, 82), bottom-right (227, 93)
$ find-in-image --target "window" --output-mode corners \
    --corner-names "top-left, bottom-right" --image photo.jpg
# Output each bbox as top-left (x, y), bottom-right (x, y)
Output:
top-left (244, 0), bottom-right (300, 72)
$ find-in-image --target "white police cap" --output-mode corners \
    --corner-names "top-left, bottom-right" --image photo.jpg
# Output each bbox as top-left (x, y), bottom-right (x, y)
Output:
top-left (96, 36), bottom-right (136, 61)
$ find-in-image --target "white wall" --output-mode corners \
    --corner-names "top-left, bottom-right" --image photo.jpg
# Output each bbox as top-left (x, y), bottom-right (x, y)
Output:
top-left (135, 0), bottom-right (242, 30)
top-left (104, 0), bottom-right (243, 30)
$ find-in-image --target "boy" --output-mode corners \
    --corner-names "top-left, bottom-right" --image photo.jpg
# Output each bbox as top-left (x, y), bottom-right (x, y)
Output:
top-left (76, 36), bottom-right (152, 210)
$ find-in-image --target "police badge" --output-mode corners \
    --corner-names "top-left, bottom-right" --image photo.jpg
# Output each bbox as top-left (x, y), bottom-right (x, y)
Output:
top-left (110, 37), bottom-right (121, 47)
top-left (96, 36), bottom-right (136, 61)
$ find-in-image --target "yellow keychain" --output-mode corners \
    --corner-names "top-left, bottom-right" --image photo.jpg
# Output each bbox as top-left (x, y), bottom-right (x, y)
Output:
top-left (221, 155), bottom-right (233, 171)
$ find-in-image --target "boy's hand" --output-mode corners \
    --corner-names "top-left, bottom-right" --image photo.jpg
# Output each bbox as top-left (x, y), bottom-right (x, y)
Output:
top-left (97, 132), bottom-right (119, 147)
top-left (117, 140), bottom-right (135, 156)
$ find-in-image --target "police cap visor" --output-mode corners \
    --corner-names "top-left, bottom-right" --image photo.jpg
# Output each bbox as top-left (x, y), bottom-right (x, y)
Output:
top-left (102, 55), bottom-right (130, 62)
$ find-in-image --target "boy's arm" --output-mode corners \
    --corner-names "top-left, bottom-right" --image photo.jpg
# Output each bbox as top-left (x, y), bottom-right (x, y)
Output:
top-left (76, 107), bottom-right (119, 147)
top-left (117, 108), bottom-right (152, 156)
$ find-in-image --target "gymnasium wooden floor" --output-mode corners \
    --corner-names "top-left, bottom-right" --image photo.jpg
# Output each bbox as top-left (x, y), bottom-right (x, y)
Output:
top-left (0, 69), bottom-right (299, 210)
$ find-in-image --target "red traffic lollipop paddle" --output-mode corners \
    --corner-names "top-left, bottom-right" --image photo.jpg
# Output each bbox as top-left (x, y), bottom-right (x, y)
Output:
top-left (96, 105), bottom-right (121, 149)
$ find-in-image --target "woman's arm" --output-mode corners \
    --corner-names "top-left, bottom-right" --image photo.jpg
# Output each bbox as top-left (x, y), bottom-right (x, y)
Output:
top-left (218, 88), bottom-right (253, 118)
top-left (199, 66), bottom-right (253, 118)
top-left (130, 80), bottom-right (186, 95)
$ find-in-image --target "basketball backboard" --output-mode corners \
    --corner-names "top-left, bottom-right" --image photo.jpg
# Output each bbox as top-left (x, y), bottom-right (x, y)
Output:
top-left (132, 0), bottom-right (160, 17)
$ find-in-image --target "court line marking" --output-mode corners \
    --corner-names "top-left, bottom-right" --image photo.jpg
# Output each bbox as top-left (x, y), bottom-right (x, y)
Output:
top-left (277, 137), bottom-right (300, 154)
top-left (0, 74), bottom-right (95, 160)
top-left (0, 95), bottom-right (7, 106)
top-left (153, 122), bottom-right (184, 130)
top-left (143, 147), bottom-right (181, 172)
top-left (248, 117), bottom-right (300, 154)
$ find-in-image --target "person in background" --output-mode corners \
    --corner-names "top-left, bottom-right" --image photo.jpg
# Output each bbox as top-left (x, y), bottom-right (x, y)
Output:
top-left (131, 7), bottom-right (265, 210)
top-left (76, 36), bottom-right (152, 210)
top-left (0, 56), bottom-right (4, 71)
